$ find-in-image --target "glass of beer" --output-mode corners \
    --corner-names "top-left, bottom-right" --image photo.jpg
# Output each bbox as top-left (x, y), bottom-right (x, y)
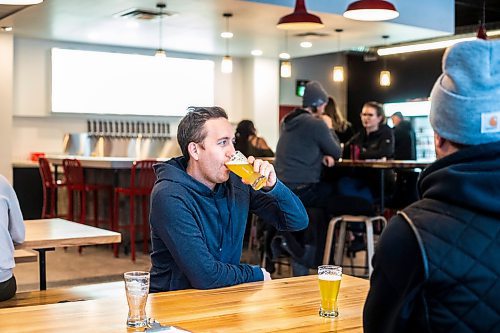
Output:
top-left (225, 151), bottom-right (267, 190)
top-left (318, 265), bottom-right (342, 318)
top-left (124, 271), bottom-right (150, 328)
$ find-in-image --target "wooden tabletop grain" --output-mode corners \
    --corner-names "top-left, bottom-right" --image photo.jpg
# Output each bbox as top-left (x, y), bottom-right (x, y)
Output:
top-left (0, 274), bottom-right (369, 332)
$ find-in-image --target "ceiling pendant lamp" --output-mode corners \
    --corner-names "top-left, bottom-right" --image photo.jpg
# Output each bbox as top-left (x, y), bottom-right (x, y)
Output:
top-left (277, 0), bottom-right (324, 30)
top-left (280, 32), bottom-right (292, 78)
top-left (477, 0), bottom-right (488, 40)
top-left (332, 29), bottom-right (344, 82)
top-left (221, 13), bottom-right (233, 74)
top-left (154, 2), bottom-right (167, 58)
top-left (344, 0), bottom-right (399, 21)
top-left (379, 35), bottom-right (391, 86)
top-left (0, 0), bottom-right (43, 4)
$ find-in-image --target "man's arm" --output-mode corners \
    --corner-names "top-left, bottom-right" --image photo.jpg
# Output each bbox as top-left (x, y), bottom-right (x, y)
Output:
top-left (1, 177), bottom-right (25, 244)
top-left (316, 121), bottom-right (342, 159)
top-left (150, 192), bottom-right (263, 290)
top-left (249, 180), bottom-right (308, 232)
top-left (363, 215), bottom-right (425, 333)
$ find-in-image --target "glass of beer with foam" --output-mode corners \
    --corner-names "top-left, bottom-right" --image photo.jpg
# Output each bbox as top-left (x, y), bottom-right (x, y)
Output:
top-left (225, 151), bottom-right (267, 190)
top-left (124, 271), bottom-right (150, 328)
top-left (318, 265), bottom-right (342, 317)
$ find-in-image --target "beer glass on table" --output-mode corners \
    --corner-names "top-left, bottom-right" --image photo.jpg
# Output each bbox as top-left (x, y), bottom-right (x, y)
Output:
top-left (318, 265), bottom-right (342, 318)
top-left (124, 271), bottom-right (150, 328)
top-left (225, 151), bottom-right (267, 191)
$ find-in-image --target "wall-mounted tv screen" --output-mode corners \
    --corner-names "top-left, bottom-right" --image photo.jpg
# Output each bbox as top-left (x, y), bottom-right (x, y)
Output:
top-left (295, 79), bottom-right (309, 97)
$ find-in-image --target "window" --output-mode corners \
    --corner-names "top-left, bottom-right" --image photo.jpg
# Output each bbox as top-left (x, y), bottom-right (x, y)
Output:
top-left (51, 48), bottom-right (214, 116)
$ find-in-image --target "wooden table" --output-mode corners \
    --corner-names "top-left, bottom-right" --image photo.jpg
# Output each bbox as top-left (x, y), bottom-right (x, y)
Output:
top-left (0, 274), bottom-right (368, 332)
top-left (15, 218), bottom-right (121, 290)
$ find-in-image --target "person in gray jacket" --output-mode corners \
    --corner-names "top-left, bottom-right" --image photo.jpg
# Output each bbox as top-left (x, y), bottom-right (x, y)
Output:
top-left (0, 174), bottom-right (25, 302)
top-left (273, 81), bottom-right (342, 275)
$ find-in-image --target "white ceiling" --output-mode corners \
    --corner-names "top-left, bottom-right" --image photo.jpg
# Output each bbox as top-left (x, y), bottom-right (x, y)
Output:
top-left (0, 0), bottom-right (454, 59)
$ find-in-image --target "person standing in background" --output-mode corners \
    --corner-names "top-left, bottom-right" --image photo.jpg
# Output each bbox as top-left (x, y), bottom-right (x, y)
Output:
top-left (323, 96), bottom-right (355, 146)
top-left (274, 81), bottom-right (342, 276)
top-left (391, 111), bottom-right (416, 160)
top-left (0, 174), bottom-right (25, 302)
top-left (234, 120), bottom-right (274, 158)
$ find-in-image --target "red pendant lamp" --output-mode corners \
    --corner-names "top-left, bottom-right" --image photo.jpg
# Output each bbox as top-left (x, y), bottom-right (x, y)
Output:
top-left (344, 0), bottom-right (399, 21)
top-left (277, 0), bottom-right (324, 30)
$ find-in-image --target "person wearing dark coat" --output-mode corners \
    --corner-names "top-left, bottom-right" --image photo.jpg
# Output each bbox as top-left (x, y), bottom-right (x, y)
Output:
top-left (391, 111), bottom-right (416, 160)
top-left (364, 39), bottom-right (500, 333)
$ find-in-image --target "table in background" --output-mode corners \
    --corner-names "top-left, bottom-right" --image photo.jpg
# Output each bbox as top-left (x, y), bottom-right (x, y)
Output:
top-left (336, 159), bottom-right (431, 212)
top-left (15, 218), bottom-right (121, 290)
top-left (0, 274), bottom-right (368, 332)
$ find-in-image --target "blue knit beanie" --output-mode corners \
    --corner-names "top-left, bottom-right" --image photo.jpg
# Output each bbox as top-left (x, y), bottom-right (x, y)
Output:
top-left (430, 39), bottom-right (500, 145)
top-left (302, 81), bottom-right (328, 108)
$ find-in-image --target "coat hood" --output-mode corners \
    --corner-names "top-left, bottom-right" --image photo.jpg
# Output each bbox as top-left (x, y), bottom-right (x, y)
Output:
top-left (418, 142), bottom-right (500, 216)
top-left (281, 108), bottom-right (311, 132)
top-left (153, 157), bottom-right (227, 198)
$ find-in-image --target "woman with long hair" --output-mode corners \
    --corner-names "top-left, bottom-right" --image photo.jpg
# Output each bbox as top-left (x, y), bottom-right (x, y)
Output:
top-left (234, 120), bottom-right (274, 157)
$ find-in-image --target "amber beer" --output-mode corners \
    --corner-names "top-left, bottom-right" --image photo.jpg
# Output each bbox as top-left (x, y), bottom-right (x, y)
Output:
top-left (318, 265), bottom-right (342, 318)
top-left (226, 151), bottom-right (267, 190)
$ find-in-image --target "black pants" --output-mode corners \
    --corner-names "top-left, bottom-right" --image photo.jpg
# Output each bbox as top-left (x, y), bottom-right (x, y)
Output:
top-left (0, 275), bottom-right (17, 302)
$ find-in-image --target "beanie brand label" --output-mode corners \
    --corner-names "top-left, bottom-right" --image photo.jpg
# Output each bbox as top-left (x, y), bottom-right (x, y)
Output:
top-left (481, 112), bottom-right (500, 133)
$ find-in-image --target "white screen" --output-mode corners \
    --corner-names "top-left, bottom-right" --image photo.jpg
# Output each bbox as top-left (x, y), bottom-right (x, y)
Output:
top-left (51, 48), bottom-right (214, 116)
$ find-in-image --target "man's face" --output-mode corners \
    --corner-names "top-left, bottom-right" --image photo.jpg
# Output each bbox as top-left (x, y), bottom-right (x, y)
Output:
top-left (195, 118), bottom-right (236, 189)
top-left (361, 106), bottom-right (382, 132)
top-left (391, 115), bottom-right (401, 127)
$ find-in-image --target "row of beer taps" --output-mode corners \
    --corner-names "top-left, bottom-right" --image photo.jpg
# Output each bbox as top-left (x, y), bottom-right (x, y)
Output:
top-left (87, 120), bottom-right (170, 139)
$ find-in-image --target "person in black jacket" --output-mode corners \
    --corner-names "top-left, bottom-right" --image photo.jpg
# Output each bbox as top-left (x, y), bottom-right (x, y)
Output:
top-left (364, 39), bottom-right (500, 333)
top-left (391, 112), bottom-right (416, 160)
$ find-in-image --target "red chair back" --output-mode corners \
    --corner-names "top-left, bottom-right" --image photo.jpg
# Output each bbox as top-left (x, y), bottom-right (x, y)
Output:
top-left (63, 158), bottom-right (85, 187)
top-left (131, 160), bottom-right (156, 191)
top-left (38, 157), bottom-right (55, 189)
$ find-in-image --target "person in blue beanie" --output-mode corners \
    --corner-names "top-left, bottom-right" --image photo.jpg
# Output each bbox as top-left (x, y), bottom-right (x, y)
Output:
top-left (149, 106), bottom-right (308, 292)
top-left (364, 39), bottom-right (500, 332)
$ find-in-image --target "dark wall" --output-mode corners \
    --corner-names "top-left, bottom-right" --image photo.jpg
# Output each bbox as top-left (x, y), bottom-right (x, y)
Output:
top-left (346, 50), bottom-right (445, 131)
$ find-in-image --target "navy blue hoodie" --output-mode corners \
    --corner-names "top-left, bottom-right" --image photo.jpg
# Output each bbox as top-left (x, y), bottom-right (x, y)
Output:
top-left (149, 157), bottom-right (308, 292)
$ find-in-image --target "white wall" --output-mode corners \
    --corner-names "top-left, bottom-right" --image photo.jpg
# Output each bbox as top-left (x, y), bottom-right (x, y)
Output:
top-left (0, 34), bottom-right (14, 180)
top-left (11, 38), bottom-right (263, 161)
top-left (279, 52), bottom-right (347, 117)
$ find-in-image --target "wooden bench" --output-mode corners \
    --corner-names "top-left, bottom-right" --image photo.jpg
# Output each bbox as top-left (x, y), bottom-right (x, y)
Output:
top-left (0, 281), bottom-right (123, 308)
top-left (14, 249), bottom-right (37, 264)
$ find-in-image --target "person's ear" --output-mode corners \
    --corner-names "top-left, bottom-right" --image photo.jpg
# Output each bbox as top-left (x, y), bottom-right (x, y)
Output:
top-left (188, 142), bottom-right (200, 161)
top-left (434, 132), bottom-right (446, 158)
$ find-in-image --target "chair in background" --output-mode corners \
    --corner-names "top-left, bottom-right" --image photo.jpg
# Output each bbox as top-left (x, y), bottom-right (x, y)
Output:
top-left (322, 195), bottom-right (387, 277)
top-left (112, 160), bottom-right (156, 262)
top-left (62, 158), bottom-right (113, 227)
top-left (38, 157), bottom-right (66, 219)
top-left (323, 214), bottom-right (387, 277)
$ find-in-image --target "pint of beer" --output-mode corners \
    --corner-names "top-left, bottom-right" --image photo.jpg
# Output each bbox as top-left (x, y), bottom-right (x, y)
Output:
top-left (225, 151), bottom-right (267, 190)
top-left (124, 271), bottom-right (150, 328)
top-left (318, 265), bottom-right (342, 317)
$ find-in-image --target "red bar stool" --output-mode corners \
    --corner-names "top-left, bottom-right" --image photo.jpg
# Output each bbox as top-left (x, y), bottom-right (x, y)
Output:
top-left (38, 157), bottom-right (66, 219)
top-left (113, 160), bottom-right (156, 262)
top-left (62, 158), bottom-right (113, 227)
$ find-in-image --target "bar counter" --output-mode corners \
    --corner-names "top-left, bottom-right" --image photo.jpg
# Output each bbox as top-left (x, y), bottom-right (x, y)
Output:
top-left (0, 274), bottom-right (368, 332)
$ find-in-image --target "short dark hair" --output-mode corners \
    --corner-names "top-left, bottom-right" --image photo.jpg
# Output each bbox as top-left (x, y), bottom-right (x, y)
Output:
top-left (177, 106), bottom-right (228, 161)
top-left (391, 111), bottom-right (404, 120)
top-left (363, 101), bottom-right (386, 124)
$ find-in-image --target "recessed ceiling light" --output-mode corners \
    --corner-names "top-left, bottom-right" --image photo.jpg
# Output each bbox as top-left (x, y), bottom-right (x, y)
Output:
top-left (300, 41), bottom-right (312, 48)
top-left (1, 26), bottom-right (13, 32)
top-left (251, 49), bottom-right (263, 56)
top-left (220, 31), bottom-right (233, 38)
top-left (279, 52), bottom-right (291, 60)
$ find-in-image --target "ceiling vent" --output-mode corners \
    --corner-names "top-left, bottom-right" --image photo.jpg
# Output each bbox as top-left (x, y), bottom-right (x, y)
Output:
top-left (294, 31), bottom-right (329, 38)
top-left (114, 8), bottom-right (177, 20)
